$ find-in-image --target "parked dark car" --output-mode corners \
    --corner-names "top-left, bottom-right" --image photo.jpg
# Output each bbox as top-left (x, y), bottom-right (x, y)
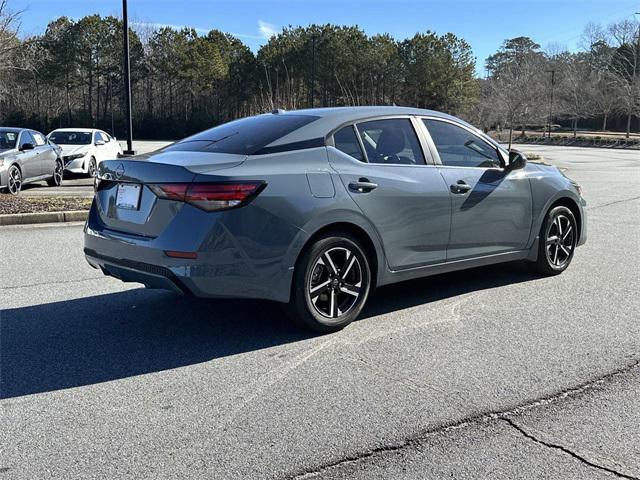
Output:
top-left (0, 127), bottom-right (63, 194)
top-left (84, 107), bottom-right (586, 332)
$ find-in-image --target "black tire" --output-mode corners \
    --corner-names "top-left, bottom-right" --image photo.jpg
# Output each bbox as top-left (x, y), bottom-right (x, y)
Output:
top-left (529, 205), bottom-right (577, 275)
top-left (87, 157), bottom-right (97, 178)
top-left (286, 233), bottom-right (371, 333)
top-left (46, 160), bottom-right (64, 187)
top-left (4, 164), bottom-right (22, 195)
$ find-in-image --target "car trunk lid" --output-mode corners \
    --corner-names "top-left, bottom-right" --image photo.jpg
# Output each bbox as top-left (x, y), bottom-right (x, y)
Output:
top-left (95, 152), bottom-right (245, 237)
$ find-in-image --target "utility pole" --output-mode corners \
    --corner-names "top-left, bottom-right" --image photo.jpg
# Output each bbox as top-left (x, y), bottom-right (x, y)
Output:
top-left (122, 0), bottom-right (135, 155)
top-left (545, 69), bottom-right (556, 139)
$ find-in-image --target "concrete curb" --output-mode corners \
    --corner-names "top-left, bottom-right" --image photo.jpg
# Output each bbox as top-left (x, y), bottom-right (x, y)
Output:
top-left (0, 210), bottom-right (88, 226)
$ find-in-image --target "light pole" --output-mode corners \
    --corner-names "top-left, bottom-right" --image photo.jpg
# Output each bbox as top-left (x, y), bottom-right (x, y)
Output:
top-left (122, 0), bottom-right (135, 155)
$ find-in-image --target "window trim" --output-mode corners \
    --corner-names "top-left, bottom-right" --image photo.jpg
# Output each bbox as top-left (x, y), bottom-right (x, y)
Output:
top-left (419, 117), bottom-right (506, 170)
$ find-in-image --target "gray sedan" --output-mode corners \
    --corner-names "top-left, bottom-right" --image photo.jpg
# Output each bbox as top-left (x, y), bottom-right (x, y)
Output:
top-left (84, 107), bottom-right (586, 332)
top-left (0, 127), bottom-right (63, 194)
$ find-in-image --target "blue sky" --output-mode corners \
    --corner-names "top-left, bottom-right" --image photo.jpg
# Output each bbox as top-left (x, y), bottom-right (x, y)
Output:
top-left (11, 0), bottom-right (640, 75)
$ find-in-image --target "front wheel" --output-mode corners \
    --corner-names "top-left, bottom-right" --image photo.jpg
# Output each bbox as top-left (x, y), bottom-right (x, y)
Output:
top-left (46, 160), bottom-right (64, 187)
top-left (286, 233), bottom-right (371, 333)
top-left (87, 157), bottom-right (97, 178)
top-left (530, 205), bottom-right (577, 275)
top-left (4, 165), bottom-right (22, 195)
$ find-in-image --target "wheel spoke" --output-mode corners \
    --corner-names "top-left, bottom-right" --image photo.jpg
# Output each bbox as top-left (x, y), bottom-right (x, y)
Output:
top-left (562, 226), bottom-right (573, 241)
top-left (553, 244), bottom-right (559, 265)
top-left (341, 255), bottom-right (357, 279)
top-left (329, 290), bottom-right (336, 318)
top-left (339, 284), bottom-right (360, 297)
top-left (546, 235), bottom-right (559, 244)
top-left (310, 280), bottom-right (331, 297)
top-left (560, 245), bottom-right (571, 257)
top-left (324, 252), bottom-right (338, 275)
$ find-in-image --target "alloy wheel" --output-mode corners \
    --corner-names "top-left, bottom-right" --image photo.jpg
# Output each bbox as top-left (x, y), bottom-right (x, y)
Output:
top-left (54, 161), bottom-right (63, 185)
top-left (307, 246), bottom-right (363, 319)
top-left (8, 166), bottom-right (21, 195)
top-left (545, 213), bottom-right (574, 268)
top-left (88, 158), bottom-right (97, 177)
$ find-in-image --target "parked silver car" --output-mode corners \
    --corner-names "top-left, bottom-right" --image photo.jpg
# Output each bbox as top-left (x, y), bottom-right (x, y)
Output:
top-left (84, 107), bottom-right (586, 332)
top-left (0, 127), bottom-right (63, 194)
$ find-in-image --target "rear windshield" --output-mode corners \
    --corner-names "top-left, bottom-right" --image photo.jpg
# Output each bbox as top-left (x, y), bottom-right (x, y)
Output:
top-left (163, 114), bottom-right (320, 155)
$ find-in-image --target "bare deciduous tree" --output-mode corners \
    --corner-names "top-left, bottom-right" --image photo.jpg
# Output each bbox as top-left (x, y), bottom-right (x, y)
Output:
top-left (606, 19), bottom-right (640, 137)
top-left (0, 0), bottom-right (23, 98)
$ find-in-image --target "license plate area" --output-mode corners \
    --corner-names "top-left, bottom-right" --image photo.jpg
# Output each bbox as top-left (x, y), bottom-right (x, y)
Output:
top-left (116, 183), bottom-right (142, 210)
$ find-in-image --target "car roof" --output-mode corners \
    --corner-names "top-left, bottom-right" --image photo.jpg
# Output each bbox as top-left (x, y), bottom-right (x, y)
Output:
top-left (0, 127), bottom-right (26, 133)
top-left (49, 128), bottom-right (98, 133)
top-left (264, 106), bottom-right (465, 147)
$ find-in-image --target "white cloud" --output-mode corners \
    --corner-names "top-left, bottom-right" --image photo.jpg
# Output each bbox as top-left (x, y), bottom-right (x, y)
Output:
top-left (258, 20), bottom-right (278, 40)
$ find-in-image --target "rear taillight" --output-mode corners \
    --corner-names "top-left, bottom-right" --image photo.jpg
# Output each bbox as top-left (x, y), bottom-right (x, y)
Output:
top-left (148, 182), bottom-right (265, 211)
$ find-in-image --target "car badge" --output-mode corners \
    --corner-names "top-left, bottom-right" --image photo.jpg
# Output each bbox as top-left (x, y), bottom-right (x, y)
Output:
top-left (115, 163), bottom-right (125, 179)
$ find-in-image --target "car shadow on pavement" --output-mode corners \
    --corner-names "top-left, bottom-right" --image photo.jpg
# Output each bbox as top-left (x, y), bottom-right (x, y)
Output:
top-left (1, 262), bottom-right (542, 399)
top-left (361, 261), bottom-right (542, 320)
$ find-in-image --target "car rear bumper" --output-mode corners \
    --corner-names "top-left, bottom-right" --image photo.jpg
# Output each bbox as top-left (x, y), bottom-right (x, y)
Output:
top-left (85, 247), bottom-right (191, 295)
top-left (83, 200), bottom-right (299, 303)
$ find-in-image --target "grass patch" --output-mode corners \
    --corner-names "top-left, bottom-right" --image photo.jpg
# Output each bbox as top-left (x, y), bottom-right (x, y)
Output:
top-left (0, 195), bottom-right (92, 215)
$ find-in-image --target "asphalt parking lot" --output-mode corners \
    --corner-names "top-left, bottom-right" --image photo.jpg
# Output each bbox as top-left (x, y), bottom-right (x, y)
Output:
top-left (1, 145), bottom-right (639, 479)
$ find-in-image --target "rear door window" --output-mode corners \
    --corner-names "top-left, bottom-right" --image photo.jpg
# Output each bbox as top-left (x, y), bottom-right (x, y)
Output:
top-left (163, 114), bottom-right (320, 156)
top-left (356, 119), bottom-right (425, 165)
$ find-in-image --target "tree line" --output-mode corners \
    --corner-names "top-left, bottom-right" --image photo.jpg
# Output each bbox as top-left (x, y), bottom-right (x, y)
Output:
top-left (0, 1), bottom-right (638, 141)
top-left (469, 22), bottom-right (640, 144)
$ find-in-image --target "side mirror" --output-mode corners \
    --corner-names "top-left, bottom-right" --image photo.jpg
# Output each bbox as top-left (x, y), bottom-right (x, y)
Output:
top-left (95, 140), bottom-right (106, 146)
top-left (20, 142), bottom-right (35, 151)
top-left (508, 150), bottom-right (527, 170)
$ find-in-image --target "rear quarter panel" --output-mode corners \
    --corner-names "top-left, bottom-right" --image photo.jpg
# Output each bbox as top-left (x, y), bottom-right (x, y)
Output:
top-left (192, 147), bottom-right (386, 300)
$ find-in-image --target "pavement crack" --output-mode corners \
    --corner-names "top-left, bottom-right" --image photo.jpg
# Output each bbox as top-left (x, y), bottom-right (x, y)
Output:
top-left (0, 276), bottom-right (104, 291)
top-left (501, 418), bottom-right (639, 480)
top-left (285, 358), bottom-right (640, 480)
top-left (587, 195), bottom-right (640, 211)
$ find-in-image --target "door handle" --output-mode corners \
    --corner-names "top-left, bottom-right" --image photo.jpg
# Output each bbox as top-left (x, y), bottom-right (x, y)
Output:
top-left (349, 178), bottom-right (378, 193)
top-left (450, 180), bottom-right (472, 194)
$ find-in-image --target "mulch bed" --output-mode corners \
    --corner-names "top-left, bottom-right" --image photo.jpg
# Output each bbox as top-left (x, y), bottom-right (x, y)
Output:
top-left (0, 195), bottom-right (92, 215)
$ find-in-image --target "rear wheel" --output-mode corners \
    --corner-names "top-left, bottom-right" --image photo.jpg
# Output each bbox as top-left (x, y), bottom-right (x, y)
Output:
top-left (286, 233), bottom-right (371, 333)
top-left (46, 160), bottom-right (63, 187)
top-left (530, 205), bottom-right (577, 275)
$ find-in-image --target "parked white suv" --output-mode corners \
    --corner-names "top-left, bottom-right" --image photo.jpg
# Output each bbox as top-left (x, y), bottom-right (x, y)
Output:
top-left (47, 128), bottom-right (123, 177)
